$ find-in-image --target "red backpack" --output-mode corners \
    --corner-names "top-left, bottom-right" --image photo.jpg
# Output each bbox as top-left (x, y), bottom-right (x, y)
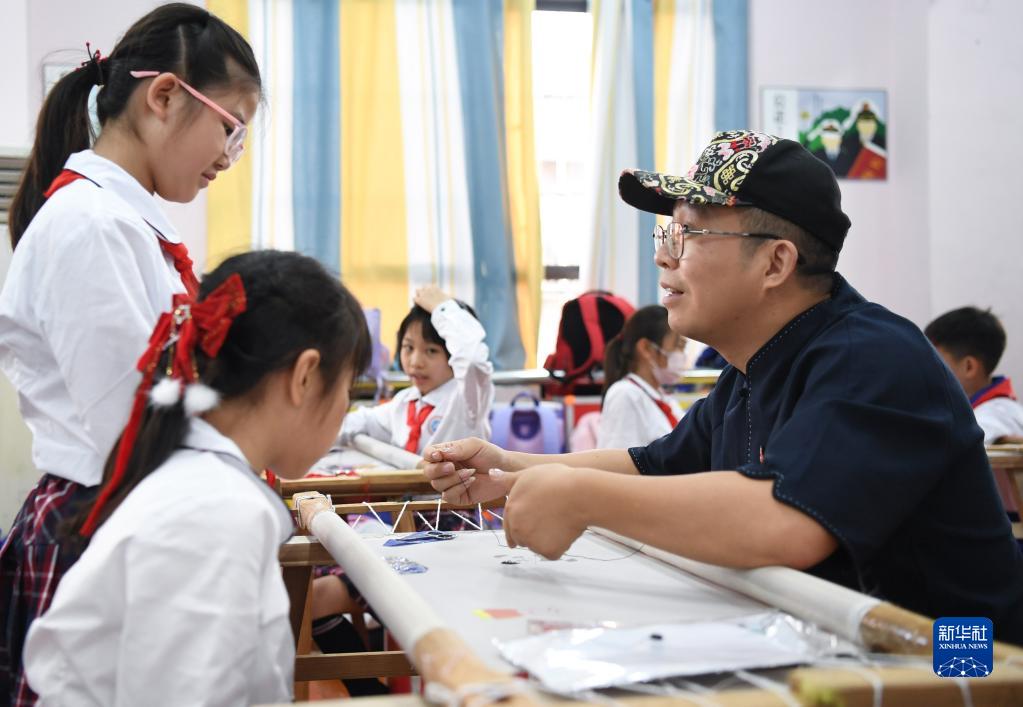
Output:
top-left (544, 290), bottom-right (636, 381)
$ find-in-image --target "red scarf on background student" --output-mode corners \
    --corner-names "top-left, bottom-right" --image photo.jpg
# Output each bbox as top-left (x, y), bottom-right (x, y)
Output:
top-left (970, 376), bottom-right (1016, 408)
top-left (627, 376), bottom-right (679, 427)
top-left (405, 401), bottom-right (435, 453)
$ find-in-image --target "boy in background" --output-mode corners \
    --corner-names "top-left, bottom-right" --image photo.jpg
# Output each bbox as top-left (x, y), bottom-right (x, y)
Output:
top-left (926, 306), bottom-right (1023, 518)
top-left (926, 306), bottom-right (1023, 444)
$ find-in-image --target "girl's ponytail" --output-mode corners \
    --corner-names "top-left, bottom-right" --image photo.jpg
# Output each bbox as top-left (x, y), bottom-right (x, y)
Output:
top-left (9, 65), bottom-right (97, 248)
top-left (602, 334), bottom-right (629, 402)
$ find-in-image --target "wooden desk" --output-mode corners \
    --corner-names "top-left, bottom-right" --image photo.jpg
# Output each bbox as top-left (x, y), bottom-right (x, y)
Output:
top-left (986, 446), bottom-right (1023, 538)
top-left (280, 500), bottom-right (505, 692)
top-left (988, 446), bottom-right (1023, 471)
top-left (283, 448), bottom-right (1023, 503)
top-left (279, 470), bottom-right (434, 500)
top-left (277, 527), bottom-right (1023, 707)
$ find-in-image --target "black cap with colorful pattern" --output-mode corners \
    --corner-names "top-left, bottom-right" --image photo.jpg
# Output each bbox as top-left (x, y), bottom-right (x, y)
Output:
top-left (618, 130), bottom-right (852, 253)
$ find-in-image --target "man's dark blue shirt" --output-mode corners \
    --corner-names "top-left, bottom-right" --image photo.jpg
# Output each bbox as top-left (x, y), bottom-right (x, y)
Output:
top-left (630, 274), bottom-right (1023, 644)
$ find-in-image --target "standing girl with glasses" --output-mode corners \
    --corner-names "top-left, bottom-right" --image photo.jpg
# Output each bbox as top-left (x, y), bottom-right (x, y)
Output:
top-left (598, 305), bottom-right (687, 449)
top-left (0, 5), bottom-right (260, 705)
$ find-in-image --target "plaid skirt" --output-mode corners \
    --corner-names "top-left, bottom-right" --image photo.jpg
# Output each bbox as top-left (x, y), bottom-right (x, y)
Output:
top-left (0, 474), bottom-right (96, 707)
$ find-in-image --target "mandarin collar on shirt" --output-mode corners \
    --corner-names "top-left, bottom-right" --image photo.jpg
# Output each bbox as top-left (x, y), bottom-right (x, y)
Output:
top-left (626, 372), bottom-right (666, 400)
top-left (182, 417), bottom-right (294, 540)
top-left (64, 150), bottom-right (181, 244)
top-left (742, 272), bottom-right (863, 381)
top-left (408, 376), bottom-right (458, 407)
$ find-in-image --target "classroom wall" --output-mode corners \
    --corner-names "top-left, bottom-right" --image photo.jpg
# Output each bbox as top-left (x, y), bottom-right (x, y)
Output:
top-left (1, 0), bottom-right (36, 530)
top-left (0, 0), bottom-right (31, 150)
top-left (926, 0), bottom-right (1023, 385)
top-left (750, 0), bottom-right (1023, 381)
top-left (750, 0), bottom-right (933, 325)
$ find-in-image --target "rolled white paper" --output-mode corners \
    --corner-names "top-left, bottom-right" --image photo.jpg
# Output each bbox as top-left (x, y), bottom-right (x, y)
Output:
top-left (352, 433), bottom-right (423, 470)
top-left (309, 510), bottom-right (445, 652)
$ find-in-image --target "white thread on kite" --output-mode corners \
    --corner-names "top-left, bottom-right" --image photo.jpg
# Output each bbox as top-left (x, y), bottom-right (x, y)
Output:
top-left (390, 500), bottom-right (411, 535)
top-left (361, 501), bottom-right (392, 532)
top-left (450, 510), bottom-right (483, 531)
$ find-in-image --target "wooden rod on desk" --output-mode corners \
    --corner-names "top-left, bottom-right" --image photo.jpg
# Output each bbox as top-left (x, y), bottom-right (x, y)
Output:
top-left (303, 506), bottom-right (534, 705)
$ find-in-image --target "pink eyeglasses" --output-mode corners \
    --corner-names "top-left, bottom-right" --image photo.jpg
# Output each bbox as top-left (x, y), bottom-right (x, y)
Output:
top-left (130, 70), bottom-right (247, 165)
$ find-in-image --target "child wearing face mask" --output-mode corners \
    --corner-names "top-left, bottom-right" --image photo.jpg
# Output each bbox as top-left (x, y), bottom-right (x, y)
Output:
top-left (598, 305), bottom-right (687, 449)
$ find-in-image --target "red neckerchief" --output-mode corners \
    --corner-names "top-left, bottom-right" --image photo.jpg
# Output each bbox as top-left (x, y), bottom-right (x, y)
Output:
top-left (627, 376), bottom-right (679, 428)
top-left (971, 376), bottom-right (1016, 408)
top-left (404, 400), bottom-right (436, 453)
top-left (44, 168), bottom-right (199, 298)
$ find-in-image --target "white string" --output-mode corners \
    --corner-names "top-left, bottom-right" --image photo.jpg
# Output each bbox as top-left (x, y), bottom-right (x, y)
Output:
top-left (903, 659), bottom-right (974, 707)
top-left (451, 511), bottom-right (483, 531)
top-left (823, 663), bottom-right (883, 707)
top-left (487, 509), bottom-right (503, 522)
top-left (356, 498), bottom-right (500, 535)
top-left (416, 512), bottom-right (433, 529)
top-left (615, 680), bottom-right (723, 706)
top-left (390, 500), bottom-right (410, 535)
top-left (733, 670), bottom-right (799, 707)
top-left (676, 679), bottom-right (718, 696)
top-left (953, 678), bottom-right (975, 707)
top-left (569, 689), bottom-right (628, 707)
top-left (349, 515), bottom-right (363, 530)
top-left (677, 689), bottom-right (724, 706)
top-left (878, 657), bottom-right (974, 707)
top-left (486, 527), bottom-right (641, 562)
top-left (361, 501), bottom-right (393, 532)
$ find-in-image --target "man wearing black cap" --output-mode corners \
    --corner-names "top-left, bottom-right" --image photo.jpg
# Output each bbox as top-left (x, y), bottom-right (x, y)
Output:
top-left (423, 130), bottom-right (1023, 644)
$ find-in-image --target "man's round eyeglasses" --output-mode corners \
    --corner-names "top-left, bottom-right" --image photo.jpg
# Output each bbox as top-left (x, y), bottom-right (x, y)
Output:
top-left (653, 222), bottom-right (801, 262)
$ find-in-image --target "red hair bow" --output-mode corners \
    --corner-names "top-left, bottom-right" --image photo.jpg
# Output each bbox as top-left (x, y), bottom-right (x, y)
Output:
top-left (80, 274), bottom-right (247, 536)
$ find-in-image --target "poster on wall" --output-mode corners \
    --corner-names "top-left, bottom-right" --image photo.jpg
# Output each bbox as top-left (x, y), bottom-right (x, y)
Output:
top-left (761, 88), bottom-right (887, 180)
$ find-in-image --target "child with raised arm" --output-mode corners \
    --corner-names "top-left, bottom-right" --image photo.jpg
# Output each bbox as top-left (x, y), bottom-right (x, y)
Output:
top-left (340, 285), bottom-right (494, 454)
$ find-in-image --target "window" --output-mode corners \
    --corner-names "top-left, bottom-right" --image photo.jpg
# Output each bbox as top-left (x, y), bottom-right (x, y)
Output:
top-left (531, 8), bottom-right (591, 366)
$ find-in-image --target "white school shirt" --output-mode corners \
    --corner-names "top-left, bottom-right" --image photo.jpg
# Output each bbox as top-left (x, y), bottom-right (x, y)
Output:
top-left (975, 397), bottom-right (1023, 444)
top-left (24, 418), bottom-right (295, 707)
top-left (597, 373), bottom-right (685, 449)
top-left (340, 300), bottom-right (495, 454)
top-left (0, 150), bottom-right (184, 487)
